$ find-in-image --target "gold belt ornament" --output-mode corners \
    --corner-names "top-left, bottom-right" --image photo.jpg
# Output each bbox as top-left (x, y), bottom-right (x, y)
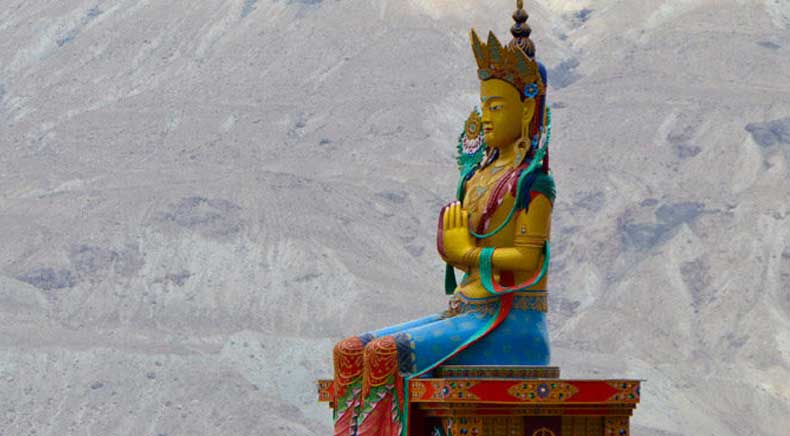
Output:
top-left (443, 292), bottom-right (547, 318)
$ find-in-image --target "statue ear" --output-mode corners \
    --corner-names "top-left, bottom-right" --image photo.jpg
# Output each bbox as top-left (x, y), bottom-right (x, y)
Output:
top-left (522, 98), bottom-right (536, 122)
top-left (521, 98), bottom-right (536, 140)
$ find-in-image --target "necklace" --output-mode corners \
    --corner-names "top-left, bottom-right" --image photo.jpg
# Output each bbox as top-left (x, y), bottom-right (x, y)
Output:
top-left (465, 163), bottom-right (510, 220)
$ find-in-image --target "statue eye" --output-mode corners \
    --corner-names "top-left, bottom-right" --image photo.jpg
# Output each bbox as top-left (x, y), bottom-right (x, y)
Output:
top-left (491, 104), bottom-right (503, 111)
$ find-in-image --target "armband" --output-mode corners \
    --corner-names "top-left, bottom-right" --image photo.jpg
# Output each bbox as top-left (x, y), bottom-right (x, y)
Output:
top-left (514, 233), bottom-right (546, 248)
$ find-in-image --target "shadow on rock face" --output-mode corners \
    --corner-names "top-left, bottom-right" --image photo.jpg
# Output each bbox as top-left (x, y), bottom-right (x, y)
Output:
top-left (149, 269), bottom-right (193, 288)
top-left (756, 40), bottom-right (782, 50)
top-left (574, 191), bottom-right (605, 212)
top-left (680, 258), bottom-right (714, 311)
top-left (572, 8), bottom-right (593, 27)
top-left (667, 122), bottom-right (703, 160)
top-left (745, 118), bottom-right (790, 148)
top-left (655, 202), bottom-right (705, 227)
top-left (376, 191), bottom-right (408, 204)
top-left (55, 7), bottom-right (103, 47)
top-left (675, 144), bottom-right (701, 159)
top-left (68, 244), bottom-right (144, 278)
top-left (548, 58), bottom-right (581, 90)
top-left (156, 196), bottom-right (244, 240)
top-left (16, 268), bottom-right (76, 290)
top-left (618, 202), bottom-right (705, 251)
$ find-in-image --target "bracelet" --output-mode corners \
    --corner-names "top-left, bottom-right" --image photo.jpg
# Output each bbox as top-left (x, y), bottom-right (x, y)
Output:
top-left (462, 247), bottom-right (483, 265)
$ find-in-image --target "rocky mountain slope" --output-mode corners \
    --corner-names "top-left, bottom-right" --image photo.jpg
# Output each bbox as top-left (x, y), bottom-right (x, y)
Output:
top-left (1, 0), bottom-right (789, 434)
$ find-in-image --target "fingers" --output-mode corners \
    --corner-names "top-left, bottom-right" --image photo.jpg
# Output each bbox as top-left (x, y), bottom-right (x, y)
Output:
top-left (443, 201), bottom-right (468, 229)
top-left (453, 201), bottom-right (466, 228)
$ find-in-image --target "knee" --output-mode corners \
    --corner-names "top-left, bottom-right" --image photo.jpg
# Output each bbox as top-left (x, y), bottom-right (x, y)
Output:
top-left (362, 337), bottom-right (399, 382)
top-left (363, 337), bottom-right (397, 359)
top-left (334, 336), bottom-right (367, 384)
top-left (334, 336), bottom-right (364, 359)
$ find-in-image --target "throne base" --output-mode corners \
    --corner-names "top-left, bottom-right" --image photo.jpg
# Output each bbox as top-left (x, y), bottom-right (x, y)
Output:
top-left (318, 366), bottom-right (641, 436)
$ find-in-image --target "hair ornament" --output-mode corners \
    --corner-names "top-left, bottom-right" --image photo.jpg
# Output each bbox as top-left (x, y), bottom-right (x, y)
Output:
top-left (524, 83), bottom-right (539, 99)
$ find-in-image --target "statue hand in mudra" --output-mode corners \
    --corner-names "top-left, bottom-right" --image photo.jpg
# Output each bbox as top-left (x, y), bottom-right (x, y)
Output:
top-left (439, 201), bottom-right (475, 265)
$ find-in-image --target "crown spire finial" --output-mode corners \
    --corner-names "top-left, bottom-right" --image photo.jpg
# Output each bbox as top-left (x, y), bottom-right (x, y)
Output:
top-left (510, 0), bottom-right (535, 58)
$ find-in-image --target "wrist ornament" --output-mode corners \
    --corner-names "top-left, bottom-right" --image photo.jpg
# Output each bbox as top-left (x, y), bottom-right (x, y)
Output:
top-left (462, 247), bottom-right (483, 265)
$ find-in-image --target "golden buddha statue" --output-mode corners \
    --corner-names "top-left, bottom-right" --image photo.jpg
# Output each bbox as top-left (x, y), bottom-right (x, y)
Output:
top-left (332, 2), bottom-right (555, 435)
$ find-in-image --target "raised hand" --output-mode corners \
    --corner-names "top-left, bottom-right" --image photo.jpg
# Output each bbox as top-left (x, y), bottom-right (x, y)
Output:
top-left (438, 201), bottom-right (476, 264)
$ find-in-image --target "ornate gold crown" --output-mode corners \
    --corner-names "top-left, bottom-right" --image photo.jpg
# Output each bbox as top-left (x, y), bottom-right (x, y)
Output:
top-left (470, 0), bottom-right (544, 100)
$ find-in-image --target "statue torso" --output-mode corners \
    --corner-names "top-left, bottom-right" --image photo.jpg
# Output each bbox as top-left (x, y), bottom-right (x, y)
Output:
top-left (457, 160), bottom-right (550, 299)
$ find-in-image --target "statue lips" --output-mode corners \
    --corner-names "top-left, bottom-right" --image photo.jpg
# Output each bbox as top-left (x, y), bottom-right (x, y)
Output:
top-left (483, 125), bottom-right (494, 142)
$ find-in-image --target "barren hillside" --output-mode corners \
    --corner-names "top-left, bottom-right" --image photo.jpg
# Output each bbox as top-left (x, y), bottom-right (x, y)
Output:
top-left (1, 1), bottom-right (789, 435)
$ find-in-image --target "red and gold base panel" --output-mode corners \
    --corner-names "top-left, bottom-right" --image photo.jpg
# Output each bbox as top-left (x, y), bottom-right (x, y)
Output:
top-left (408, 379), bottom-right (640, 405)
top-left (318, 378), bottom-right (640, 406)
top-left (317, 370), bottom-right (640, 436)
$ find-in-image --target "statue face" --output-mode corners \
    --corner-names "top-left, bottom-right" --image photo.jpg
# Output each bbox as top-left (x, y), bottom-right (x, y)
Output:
top-left (480, 79), bottom-right (535, 149)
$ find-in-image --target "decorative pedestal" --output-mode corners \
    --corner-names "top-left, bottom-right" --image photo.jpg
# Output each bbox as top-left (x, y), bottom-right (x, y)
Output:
top-left (318, 366), bottom-right (641, 436)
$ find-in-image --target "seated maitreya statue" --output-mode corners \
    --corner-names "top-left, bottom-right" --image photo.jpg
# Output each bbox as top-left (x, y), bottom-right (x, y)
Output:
top-left (332, 2), bottom-right (556, 435)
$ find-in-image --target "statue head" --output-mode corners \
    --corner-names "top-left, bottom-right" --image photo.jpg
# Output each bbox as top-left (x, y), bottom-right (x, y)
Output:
top-left (471, 0), bottom-right (547, 153)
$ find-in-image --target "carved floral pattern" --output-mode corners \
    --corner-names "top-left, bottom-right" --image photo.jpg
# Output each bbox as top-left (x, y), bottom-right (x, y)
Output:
top-left (507, 381), bottom-right (578, 402)
top-left (607, 381), bottom-right (640, 402)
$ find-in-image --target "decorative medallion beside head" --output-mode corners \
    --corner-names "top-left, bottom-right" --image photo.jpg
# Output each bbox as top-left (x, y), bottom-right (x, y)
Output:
top-left (457, 108), bottom-right (488, 174)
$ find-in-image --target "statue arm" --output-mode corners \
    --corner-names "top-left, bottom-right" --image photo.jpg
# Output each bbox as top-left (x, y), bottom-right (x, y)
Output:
top-left (488, 193), bottom-right (552, 272)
